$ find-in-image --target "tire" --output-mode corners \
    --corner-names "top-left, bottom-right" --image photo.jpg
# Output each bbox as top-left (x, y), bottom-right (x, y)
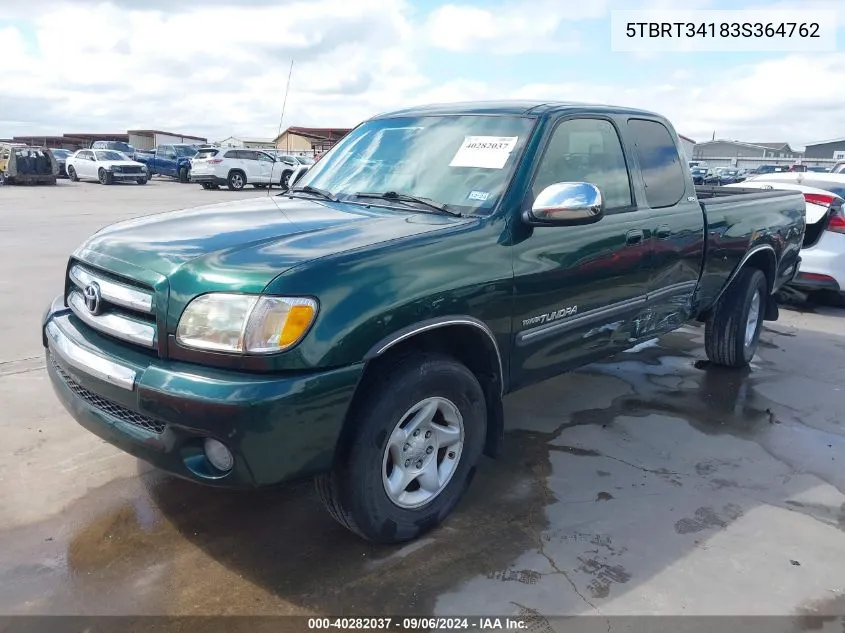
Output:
top-left (98, 168), bottom-right (113, 185)
top-left (227, 170), bottom-right (246, 191)
top-left (67, 166), bottom-right (78, 182)
top-left (280, 170), bottom-right (292, 190)
top-left (201, 182), bottom-right (213, 190)
top-left (315, 353), bottom-right (487, 543)
top-left (705, 268), bottom-right (767, 367)
top-left (179, 166), bottom-right (189, 183)
top-left (136, 177), bottom-right (147, 185)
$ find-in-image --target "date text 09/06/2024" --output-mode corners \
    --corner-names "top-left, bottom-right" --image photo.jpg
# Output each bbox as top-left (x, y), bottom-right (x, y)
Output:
top-left (307, 617), bottom-right (528, 630)
top-left (625, 22), bottom-right (820, 38)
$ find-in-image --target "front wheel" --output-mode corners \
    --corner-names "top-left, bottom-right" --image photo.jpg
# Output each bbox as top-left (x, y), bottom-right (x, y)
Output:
top-left (316, 353), bottom-right (486, 543)
top-left (67, 166), bottom-right (78, 182)
top-left (705, 268), bottom-right (767, 367)
top-left (280, 170), bottom-right (292, 189)
top-left (136, 177), bottom-right (148, 185)
top-left (98, 168), bottom-right (113, 185)
top-left (178, 166), bottom-right (189, 183)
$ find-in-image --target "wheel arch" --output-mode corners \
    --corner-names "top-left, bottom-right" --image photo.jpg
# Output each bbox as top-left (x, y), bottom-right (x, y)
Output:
top-left (337, 316), bottom-right (506, 462)
top-left (698, 244), bottom-right (778, 322)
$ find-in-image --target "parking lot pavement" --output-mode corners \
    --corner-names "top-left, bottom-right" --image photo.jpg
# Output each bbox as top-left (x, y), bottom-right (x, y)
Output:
top-left (2, 184), bottom-right (845, 619)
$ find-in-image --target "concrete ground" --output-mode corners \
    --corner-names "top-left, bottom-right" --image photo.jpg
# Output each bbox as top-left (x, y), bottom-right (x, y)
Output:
top-left (1, 180), bottom-right (844, 622)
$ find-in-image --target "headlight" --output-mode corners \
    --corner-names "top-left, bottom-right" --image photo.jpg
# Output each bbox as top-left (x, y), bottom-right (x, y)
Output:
top-left (176, 293), bottom-right (317, 354)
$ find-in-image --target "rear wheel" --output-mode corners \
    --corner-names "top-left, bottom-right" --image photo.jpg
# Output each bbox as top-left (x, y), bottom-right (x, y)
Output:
top-left (227, 171), bottom-right (245, 191)
top-left (67, 166), bottom-right (78, 182)
top-left (705, 268), bottom-right (767, 367)
top-left (316, 353), bottom-right (486, 543)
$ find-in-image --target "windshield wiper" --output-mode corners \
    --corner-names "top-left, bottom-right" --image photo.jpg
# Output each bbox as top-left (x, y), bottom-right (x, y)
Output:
top-left (284, 185), bottom-right (337, 202)
top-left (353, 191), bottom-right (461, 216)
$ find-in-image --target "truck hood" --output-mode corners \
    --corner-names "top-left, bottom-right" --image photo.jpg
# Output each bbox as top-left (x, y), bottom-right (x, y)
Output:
top-left (74, 195), bottom-right (474, 293)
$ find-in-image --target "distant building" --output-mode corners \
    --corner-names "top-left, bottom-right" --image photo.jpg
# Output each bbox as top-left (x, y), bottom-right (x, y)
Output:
top-left (274, 127), bottom-right (352, 155)
top-left (803, 137), bottom-right (845, 160)
top-left (127, 130), bottom-right (207, 150)
top-left (678, 135), bottom-right (696, 161)
top-left (216, 136), bottom-right (275, 149)
top-left (693, 140), bottom-right (801, 160)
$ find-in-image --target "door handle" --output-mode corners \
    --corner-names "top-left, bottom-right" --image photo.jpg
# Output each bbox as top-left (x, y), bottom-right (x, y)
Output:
top-left (657, 224), bottom-right (672, 239)
top-left (626, 229), bottom-right (644, 246)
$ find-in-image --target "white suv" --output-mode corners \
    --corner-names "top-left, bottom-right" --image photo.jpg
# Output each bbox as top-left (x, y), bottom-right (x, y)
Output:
top-left (191, 148), bottom-right (281, 191)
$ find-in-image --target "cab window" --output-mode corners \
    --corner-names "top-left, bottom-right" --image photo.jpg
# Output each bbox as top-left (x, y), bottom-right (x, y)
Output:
top-left (532, 118), bottom-right (633, 210)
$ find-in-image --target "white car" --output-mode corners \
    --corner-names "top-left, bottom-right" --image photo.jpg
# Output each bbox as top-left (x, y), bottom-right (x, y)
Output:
top-left (191, 148), bottom-right (283, 191)
top-left (66, 149), bottom-right (148, 185)
top-left (726, 172), bottom-right (845, 303)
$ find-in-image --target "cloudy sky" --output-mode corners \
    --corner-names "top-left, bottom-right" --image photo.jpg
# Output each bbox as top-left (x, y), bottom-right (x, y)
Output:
top-left (1, 0), bottom-right (843, 148)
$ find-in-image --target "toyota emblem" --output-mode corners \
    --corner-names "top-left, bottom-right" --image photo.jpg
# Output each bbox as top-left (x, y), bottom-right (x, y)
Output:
top-left (83, 282), bottom-right (102, 315)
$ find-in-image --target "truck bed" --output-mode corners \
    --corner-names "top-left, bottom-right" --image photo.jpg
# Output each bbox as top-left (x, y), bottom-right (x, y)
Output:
top-left (694, 185), bottom-right (806, 313)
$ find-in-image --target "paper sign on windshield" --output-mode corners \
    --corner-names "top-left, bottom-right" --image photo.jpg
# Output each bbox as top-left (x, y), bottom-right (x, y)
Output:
top-left (449, 136), bottom-right (518, 169)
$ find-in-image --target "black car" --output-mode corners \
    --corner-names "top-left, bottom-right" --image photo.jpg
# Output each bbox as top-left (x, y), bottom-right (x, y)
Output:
top-left (691, 166), bottom-right (708, 184)
top-left (51, 149), bottom-right (72, 178)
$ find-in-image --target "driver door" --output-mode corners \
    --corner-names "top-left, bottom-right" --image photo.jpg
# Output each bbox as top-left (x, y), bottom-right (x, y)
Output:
top-left (509, 116), bottom-right (653, 388)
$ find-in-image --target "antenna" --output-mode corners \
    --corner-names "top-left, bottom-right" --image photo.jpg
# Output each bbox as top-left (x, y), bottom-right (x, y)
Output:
top-left (269, 59), bottom-right (294, 197)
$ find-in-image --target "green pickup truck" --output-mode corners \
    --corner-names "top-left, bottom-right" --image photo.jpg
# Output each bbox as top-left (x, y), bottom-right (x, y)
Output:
top-left (43, 102), bottom-right (806, 543)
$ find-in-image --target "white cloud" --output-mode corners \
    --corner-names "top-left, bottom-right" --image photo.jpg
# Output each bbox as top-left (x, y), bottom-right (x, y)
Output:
top-left (508, 52), bottom-right (845, 145)
top-left (423, 1), bottom-right (602, 54)
top-left (1, 0), bottom-right (845, 149)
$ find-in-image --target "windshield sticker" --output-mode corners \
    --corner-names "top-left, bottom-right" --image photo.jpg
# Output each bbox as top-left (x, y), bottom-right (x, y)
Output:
top-left (467, 190), bottom-right (490, 201)
top-left (449, 136), bottom-right (518, 169)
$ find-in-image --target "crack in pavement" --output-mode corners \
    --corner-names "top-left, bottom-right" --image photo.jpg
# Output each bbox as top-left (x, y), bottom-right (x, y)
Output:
top-left (526, 444), bottom-right (613, 632)
top-left (0, 357), bottom-right (45, 378)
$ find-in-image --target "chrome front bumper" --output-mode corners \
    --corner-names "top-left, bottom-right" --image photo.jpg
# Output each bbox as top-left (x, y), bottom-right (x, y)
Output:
top-left (45, 318), bottom-right (137, 390)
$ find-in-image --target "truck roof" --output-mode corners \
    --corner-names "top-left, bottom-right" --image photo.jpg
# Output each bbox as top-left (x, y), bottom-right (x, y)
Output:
top-left (374, 100), bottom-right (663, 119)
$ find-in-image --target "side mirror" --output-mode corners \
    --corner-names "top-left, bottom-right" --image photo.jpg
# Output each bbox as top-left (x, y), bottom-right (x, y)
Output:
top-left (525, 182), bottom-right (604, 226)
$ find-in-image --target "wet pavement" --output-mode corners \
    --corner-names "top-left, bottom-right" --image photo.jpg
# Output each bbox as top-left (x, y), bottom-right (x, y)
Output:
top-left (2, 183), bottom-right (845, 620)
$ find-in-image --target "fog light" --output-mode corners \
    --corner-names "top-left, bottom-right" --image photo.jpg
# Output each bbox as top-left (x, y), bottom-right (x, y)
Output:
top-left (204, 438), bottom-right (234, 472)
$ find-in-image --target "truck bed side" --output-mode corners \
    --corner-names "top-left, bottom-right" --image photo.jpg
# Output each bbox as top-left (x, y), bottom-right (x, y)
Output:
top-left (694, 185), bottom-right (805, 314)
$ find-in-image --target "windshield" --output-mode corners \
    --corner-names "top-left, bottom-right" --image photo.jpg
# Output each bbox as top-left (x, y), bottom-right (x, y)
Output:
top-left (95, 150), bottom-right (124, 161)
top-left (52, 149), bottom-right (71, 158)
top-left (298, 156), bottom-right (314, 164)
top-left (174, 145), bottom-right (197, 157)
top-left (295, 115), bottom-right (536, 213)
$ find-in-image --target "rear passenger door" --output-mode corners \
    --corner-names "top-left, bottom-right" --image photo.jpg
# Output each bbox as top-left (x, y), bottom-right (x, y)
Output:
top-left (510, 116), bottom-right (653, 388)
top-left (624, 118), bottom-right (705, 336)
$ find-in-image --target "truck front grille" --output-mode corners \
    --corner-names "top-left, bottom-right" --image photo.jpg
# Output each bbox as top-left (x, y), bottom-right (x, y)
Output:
top-left (50, 355), bottom-right (165, 434)
top-left (66, 263), bottom-right (158, 350)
